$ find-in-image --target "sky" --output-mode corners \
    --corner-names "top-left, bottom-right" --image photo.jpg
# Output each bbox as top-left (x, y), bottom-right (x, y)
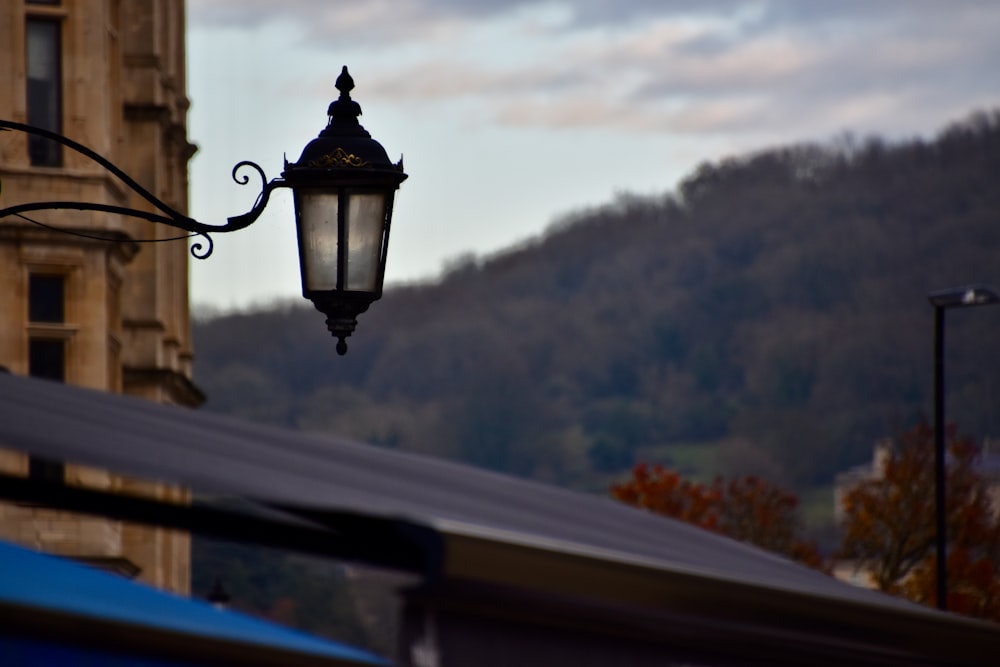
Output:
top-left (185, 0), bottom-right (1000, 312)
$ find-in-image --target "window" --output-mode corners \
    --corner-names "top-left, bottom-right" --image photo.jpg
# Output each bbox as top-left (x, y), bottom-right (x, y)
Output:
top-left (27, 273), bottom-right (67, 482)
top-left (29, 274), bottom-right (64, 322)
top-left (26, 18), bottom-right (62, 166)
top-left (29, 456), bottom-right (65, 483)
top-left (27, 273), bottom-right (67, 381)
top-left (28, 339), bottom-right (65, 381)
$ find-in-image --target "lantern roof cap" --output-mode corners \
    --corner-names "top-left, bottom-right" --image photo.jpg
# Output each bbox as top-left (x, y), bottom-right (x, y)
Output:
top-left (324, 66), bottom-right (367, 138)
top-left (285, 66), bottom-right (406, 179)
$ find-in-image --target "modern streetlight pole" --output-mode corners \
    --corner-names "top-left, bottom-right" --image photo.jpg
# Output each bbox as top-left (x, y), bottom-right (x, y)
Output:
top-left (926, 284), bottom-right (999, 610)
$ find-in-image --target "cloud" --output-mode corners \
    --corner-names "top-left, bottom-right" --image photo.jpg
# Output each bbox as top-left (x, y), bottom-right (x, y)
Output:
top-left (188, 0), bottom-right (498, 44)
top-left (190, 0), bottom-right (1000, 139)
top-left (188, 0), bottom-right (1000, 36)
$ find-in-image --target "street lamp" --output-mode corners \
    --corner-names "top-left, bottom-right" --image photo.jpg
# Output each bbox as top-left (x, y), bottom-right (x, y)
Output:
top-left (0, 66), bottom-right (406, 355)
top-left (927, 284), bottom-right (999, 610)
top-left (284, 67), bottom-right (408, 354)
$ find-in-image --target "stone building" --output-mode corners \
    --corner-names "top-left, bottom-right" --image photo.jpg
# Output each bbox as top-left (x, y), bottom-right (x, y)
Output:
top-left (0, 0), bottom-right (200, 593)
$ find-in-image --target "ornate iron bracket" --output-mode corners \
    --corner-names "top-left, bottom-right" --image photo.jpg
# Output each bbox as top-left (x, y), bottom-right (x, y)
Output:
top-left (0, 120), bottom-right (286, 258)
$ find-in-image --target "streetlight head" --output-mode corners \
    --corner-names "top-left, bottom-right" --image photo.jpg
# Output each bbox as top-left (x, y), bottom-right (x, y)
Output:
top-left (928, 284), bottom-right (1000, 309)
top-left (963, 287), bottom-right (996, 305)
top-left (282, 67), bottom-right (408, 354)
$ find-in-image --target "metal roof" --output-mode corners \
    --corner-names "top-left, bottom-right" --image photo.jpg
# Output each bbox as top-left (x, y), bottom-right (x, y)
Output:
top-left (1, 372), bottom-right (998, 666)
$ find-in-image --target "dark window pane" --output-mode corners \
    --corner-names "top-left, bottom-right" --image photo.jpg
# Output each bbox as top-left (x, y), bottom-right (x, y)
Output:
top-left (29, 457), bottom-right (65, 483)
top-left (29, 274), bottom-right (65, 322)
top-left (29, 339), bottom-right (65, 381)
top-left (26, 19), bottom-right (62, 166)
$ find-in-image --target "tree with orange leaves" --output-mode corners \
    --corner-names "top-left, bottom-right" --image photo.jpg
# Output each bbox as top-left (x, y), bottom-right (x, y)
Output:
top-left (610, 463), bottom-right (825, 569)
top-left (839, 421), bottom-right (1000, 620)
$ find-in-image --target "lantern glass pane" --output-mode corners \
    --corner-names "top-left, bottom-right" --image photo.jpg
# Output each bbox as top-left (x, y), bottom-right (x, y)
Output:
top-left (298, 192), bottom-right (340, 292)
top-left (345, 193), bottom-right (387, 292)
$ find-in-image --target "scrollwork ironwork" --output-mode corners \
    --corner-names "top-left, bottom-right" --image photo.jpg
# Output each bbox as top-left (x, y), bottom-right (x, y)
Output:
top-left (0, 120), bottom-right (287, 259)
top-left (308, 148), bottom-right (369, 168)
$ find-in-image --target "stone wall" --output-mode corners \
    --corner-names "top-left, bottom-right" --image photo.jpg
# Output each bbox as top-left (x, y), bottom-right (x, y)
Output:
top-left (0, 0), bottom-right (199, 595)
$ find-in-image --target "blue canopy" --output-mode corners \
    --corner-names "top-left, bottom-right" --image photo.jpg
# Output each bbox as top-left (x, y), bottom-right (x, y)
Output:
top-left (0, 539), bottom-right (388, 667)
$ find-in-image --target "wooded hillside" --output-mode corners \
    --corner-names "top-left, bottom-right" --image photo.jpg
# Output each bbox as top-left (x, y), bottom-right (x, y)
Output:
top-left (193, 110), bottom-right (1000, 492)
